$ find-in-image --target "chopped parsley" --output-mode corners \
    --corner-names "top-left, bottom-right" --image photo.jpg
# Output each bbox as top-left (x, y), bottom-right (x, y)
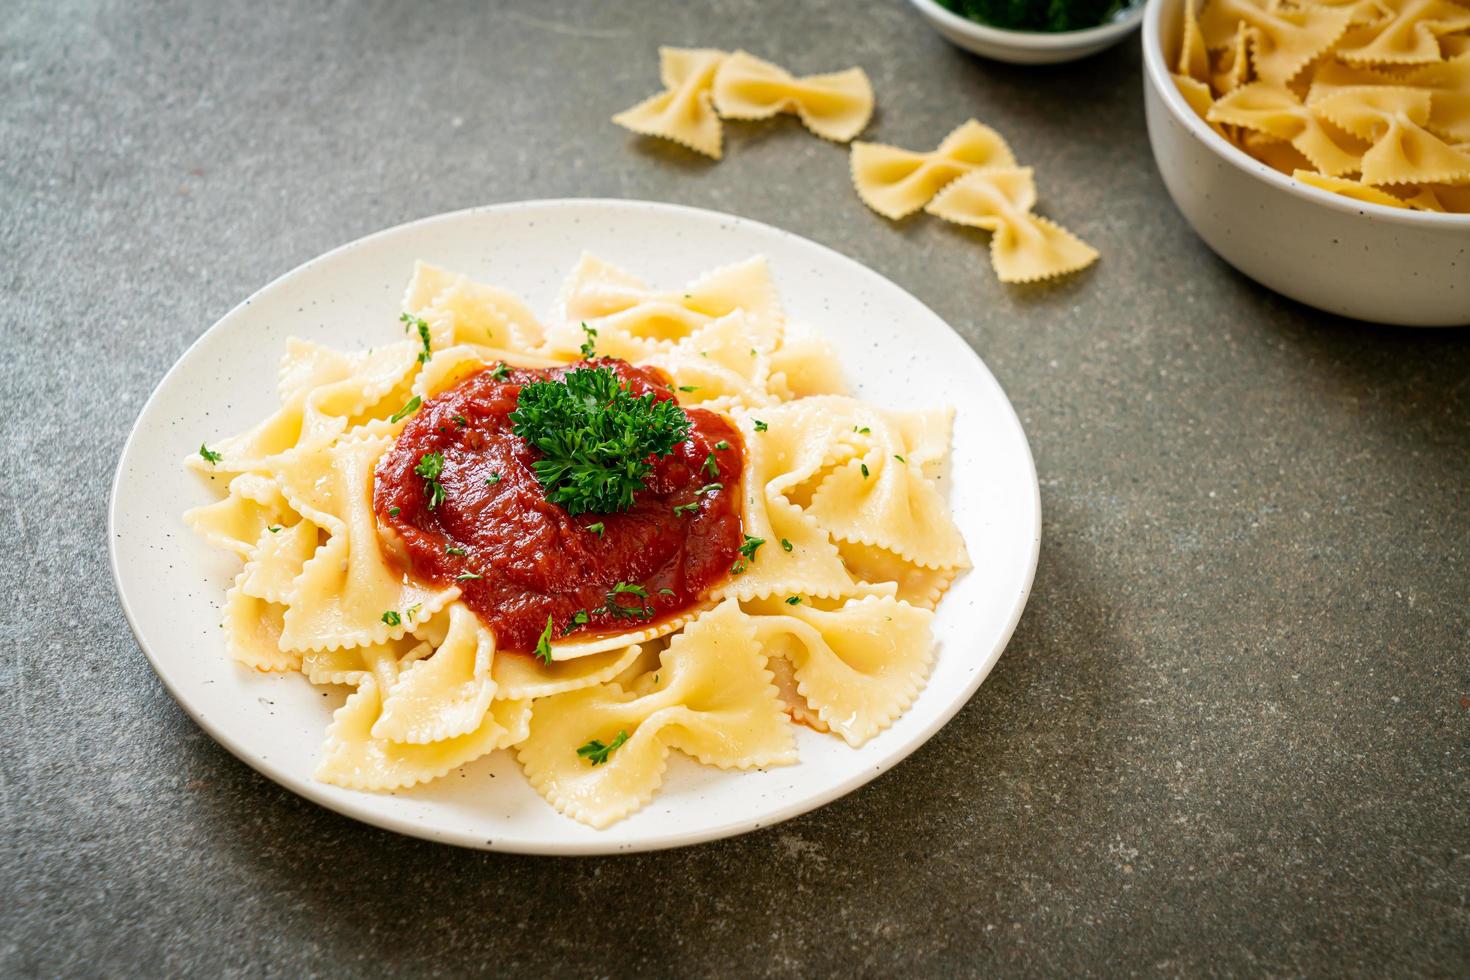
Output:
top-left (785, 596), bottom-right (802, 605)
top-left (267, 525), bottom-right (282, 534)
top-left (571, 610), bottom-right (590, 627)
top-left (738, 534), bottom-right (765, 563)
top-left (579, 322), bottom-right (598, 358)
top-left (780, 538), bottom-right (793, 552)
top-left (702, 453), bottom-right (720, 478)
top-left (678, 385), bottom-right (699, 393)
top-left (753, 419), bottom-right (768, 432)
top-left (486, 473), bottom-right (501, 486)
top-left (455, 571), bottom-right (482, 581)
top-left (714, 440), bottom-right (730, 450)
top-left (577, 730), bottom-right (628, 766)
top-left (401, 313), bottom-right (432, 363)
top-left (696, 482), bottom-right (723, 496)
top-left (731, 559), bottom-right (748, 575)
top-left (389, 396), bottom-right (422, 423)
top-left (452, 414), bottom-right (468, 427)
top-left (658, 587), bottom-right (675, 597)
top-left (861, 463), bottom-right (870, 479)
top-left (598, 582), bottom-right (653, 619)
top-left (381, 611), bottom-right (401, 626)
top-left (388, 506), bottom-right (400, 517)
top-left (586, 521), bottom-right (605, 537)
top-left (509, 366), bottom-right (691, 515)
top-left (894, 454), bottom-right (906, 463)
top-left (854, 426), bottom-right (871, 435)
top-left (414, 452), bottom-right (447, 509)
top-left (534, 615), bottom-right (555, 665)
top-left (198, 443), bottom-right (222, 464)
top-left (673, 501), bottom-right (700, 517)
top-left (445, 544), bottom-right (467, 556)
top-left (490, 362), bottom-right (511, 381)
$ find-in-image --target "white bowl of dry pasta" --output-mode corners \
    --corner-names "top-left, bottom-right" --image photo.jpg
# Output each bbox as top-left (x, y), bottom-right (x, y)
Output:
top-left (1142, 0), bottom-right (1470, 326)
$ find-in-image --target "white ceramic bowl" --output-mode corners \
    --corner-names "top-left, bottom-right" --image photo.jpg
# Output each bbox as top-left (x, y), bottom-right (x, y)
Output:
top-left (1143, 0), bottom-right (1470, 327)
top-left (908, 0), bottom-right (1145, 64)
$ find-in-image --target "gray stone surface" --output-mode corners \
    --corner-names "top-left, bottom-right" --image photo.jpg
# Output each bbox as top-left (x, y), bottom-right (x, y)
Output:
top-left (3, 0), bottom-right (1467, 975)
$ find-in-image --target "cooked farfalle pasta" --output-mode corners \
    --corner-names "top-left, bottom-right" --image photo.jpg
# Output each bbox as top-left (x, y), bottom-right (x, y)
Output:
top-left (186, 253), bottom-right (968, 828)
top-left (925, 168), bottom-right (1100, 284)
top-left (1170, 0), bottom-right (1470, 211)
top-left (711, 50), bottom-right (873, 143)
top-left (612, 47), bottom-right (728, 159)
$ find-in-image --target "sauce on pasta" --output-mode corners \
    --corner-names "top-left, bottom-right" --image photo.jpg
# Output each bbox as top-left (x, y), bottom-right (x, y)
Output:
top-left (373, 359), bottom-right (743, 654)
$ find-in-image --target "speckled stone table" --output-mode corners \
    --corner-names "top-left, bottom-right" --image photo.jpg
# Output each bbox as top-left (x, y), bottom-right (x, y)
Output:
top-left (4, 1), bottom-right (1467, 976)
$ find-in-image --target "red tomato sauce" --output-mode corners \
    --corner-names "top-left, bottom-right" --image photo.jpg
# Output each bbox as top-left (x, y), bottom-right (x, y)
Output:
top-left (373, 359), bottom-right (743, 654)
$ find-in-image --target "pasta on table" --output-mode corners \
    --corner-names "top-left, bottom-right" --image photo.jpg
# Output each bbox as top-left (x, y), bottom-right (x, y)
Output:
top-left (185, 254), bottom-right (970, 829)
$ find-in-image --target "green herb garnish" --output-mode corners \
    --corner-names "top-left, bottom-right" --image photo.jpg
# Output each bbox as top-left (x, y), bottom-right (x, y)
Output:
top-left (452, 414), bottom-right (468, 427)
top-left (389, 396), bottom-right (422, 424)
top-left (401, 313), bottom-right (432, 363)
top-left (894, 454), bottom-right (906, 463)
top-left (267, 525), bottom-right (282, 534)
top-left (455, 571), bottom-right (482, 581)
top-left (571, 610), bottom-right (590, 627)
top-left (577, 730), bottom-right (629, 766)
top-left (486, 473), bottom-right (501, 486)
top-left (781, 538), bottom-right (793, 552)
top-left (388, 506), bottom-right (400, 517)
top-left (490, 362), bottom-right (511, 381)
top-left (509, 366), bottom-right (692, 515)
top-left (738, 534), bottom-right (765, 563)
top-left (414, 452), bottom-right (447, 509)
top-left (598, 582), bottom-right (653, 619)
top-left (587, 522), bottom-right (605, 537)
top-left (678, 385), bottom-right (699, 393)
top-left (381, 611), bottom-right (401, 626)
top-left (861, 463), bottom-right (869, 479)
top-left (696, 482), bottom-right (723, 496)
top-left (702, 453), bottom-right (720, 478)
top-left (785, 596), bottom-right (802, 605)
top-left (534, 615), bottom-right (555, 665)
top-left (753, 419), bottom-right (768, 432)
top-left (714, 440), bottom-right (730, 450)
top-left (579, 323), bottom-right (598, 358)
top-left (445, 544), bottom-right (466, 556)
top-left (199, 443), bottom-right (222, 464)
top-left (731, 559), bottom-right (747, 575)
top-left (673, 501), bottom-right (700, 517)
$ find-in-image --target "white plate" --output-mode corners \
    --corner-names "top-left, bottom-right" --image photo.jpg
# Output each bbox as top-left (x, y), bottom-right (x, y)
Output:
top-left (109, 199), bottom-right (1040, 854)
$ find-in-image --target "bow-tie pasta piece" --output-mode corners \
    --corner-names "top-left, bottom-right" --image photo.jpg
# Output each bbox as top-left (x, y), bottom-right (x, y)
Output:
top-left (516, 600), bottom-right (796, 828)
top-left (766, 322), bottom-right (848, 402)
top-left (1209, 82), bottom-right (1367, 174)
top-left (745, 593), bottom-right (935, 747)
top-left (638, 311), bottom-right (780, 412)
top-left (834, 539), bottom-right (959, 610)
top-left (271, 436), bottom-right (459, 652)
top-left (1334, 0), bottom-right (1470, 65)
top-left (720, 403), bottom-right (865, 603)
top-left (407, 262), bottom-right (547, 353)
top-left (1211, 26), bottom-right (1255, 95)
top-left (711, 50), bottom-right (874, 143)
top-left (1397, 179), bottom-right (1470, 209)
top-left (1180, 0), bottom-right (1212, 81)
top-left (550, 254), bottom-right (785, 361)
top-left (492, 644), bottom-right (645, 701)
top-left (371, 603), bottom-right (498, 744)
top-left (184, 472), bottom-right (297, 558)
top-left (803, 402), bottom-right (970, 572)
top-left (222, 574), bottom-right (298, 672)
top-left (239, 519), bottom-right (319, 603)
top-left (317, 644), bottom-right (532, 792)
top-left (850, 119), bottom-right (1017, 220)
top-left (613, 47), bottom-right (727, 159)
top-left (1291, 168), bottom-right (1417, 206)
top-left (1174, 74), bottom-right (1233, 138)
top-left (1403, 54), bottom-right (1470, 141)
top-left (1312, 86), bottom-right (1470, 183)
top-left (302, 634), bottom-right (428, 687)
top-left (1197, 0), bottom-right (1352, 86)
top-left (924, 167), bottom-right (1099, 284)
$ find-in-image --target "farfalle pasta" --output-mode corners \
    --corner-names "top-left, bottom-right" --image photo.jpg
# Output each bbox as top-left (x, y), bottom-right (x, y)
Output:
top-left (1169, 0), bottom-right (1470, 211)
top-left (613, 47), bottom-right (872, 158)
top-left (185, 254), bottom-right (968, 828)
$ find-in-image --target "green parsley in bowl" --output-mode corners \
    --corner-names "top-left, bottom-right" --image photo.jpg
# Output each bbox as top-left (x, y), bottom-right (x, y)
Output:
top-left (908, 0), bottom-right (1145, 64)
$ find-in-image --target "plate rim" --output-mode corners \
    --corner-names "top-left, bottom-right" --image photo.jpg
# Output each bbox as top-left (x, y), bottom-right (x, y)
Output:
top-left (107, 197), bottom-right (1042, 854)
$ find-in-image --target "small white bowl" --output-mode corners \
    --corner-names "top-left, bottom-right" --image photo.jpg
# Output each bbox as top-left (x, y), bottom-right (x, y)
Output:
top-left (1143, 0), bottom-right (1470, 327)
top-left (908, 0), bottom-right (1146, 65)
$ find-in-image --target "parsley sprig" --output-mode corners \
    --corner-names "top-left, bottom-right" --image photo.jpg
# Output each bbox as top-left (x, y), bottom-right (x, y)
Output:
top-left (401, 313), bottom-right (432, 363)
top-left (415, 452), bottom-right (447, 509)
top-left (577, 730), bottom-right (629, 766)
top-left (198, 443), bottom-right (223, 464)
top-left (509, 366), bottom-right (691, 515)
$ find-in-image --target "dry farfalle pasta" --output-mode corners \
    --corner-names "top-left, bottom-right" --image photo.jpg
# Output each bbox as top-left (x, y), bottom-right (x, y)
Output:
top-left (1171, 0), bottom-right (1470, 211)
top-left (612, 47), bottom-right (872, 157)
top-left (849, 120), bottom-right (1097, 283)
